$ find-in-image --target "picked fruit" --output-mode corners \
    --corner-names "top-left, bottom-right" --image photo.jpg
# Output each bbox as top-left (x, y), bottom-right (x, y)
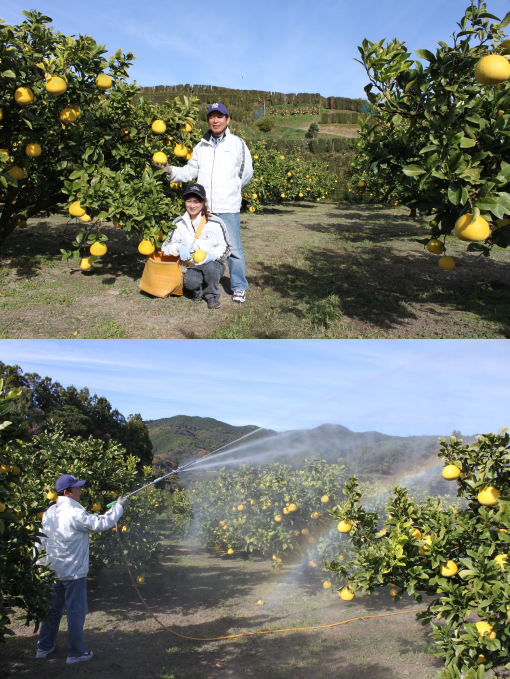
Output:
top-left (25, 143), bottom-right (42, 157)
top-left (152, 151), bottom-right (167, 164)
top-left (138, 239), bottom-right (155, 255)
top-left (14, 87), bottom-right (34, 105)
top-left (152, 120), bottom-right (167, 134)
top-left (193, 249), bottom-right (207, 263)
top-left (45, 76), bottom-right (67, 95)
top-left (69, 201), bottom-right (86, 217)
top-left (95, 73), bottom-right (112, 90)
top-left (80, 258), bottom-right (92, 270)
top-left (442, 464), bottom-right (461, 481)
top-left (478, 486), bottom-right (500, 506)
top-left (90, 242), bottom-right (107, 257)
top-left (337, 520), bottom-right (352, 533)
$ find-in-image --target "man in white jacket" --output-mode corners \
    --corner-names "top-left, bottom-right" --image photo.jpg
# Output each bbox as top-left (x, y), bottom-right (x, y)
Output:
top-left (36, 474), bottom-right (128, 664)
top-left (155, 103), bottom-right (253, 303)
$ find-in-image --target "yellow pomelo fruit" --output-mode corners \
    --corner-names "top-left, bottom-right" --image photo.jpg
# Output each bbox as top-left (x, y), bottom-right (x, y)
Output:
top-left (390, 588), bottom-right (398, 596)
top-left (96, 73), bottom-right (112, 89)
top-left (91, 503), bottom-right (101, 512)
top-left (321, 495), bottom-right (330, 503)
top-left (237, 504), bottom-right (245, 511)
top-left (90, 242), bottom-right (107, 257)
top-left (25, 143), bottom-right (41, 157)
top-left (475, 621), bottom-right (496, 638)
top-left (495, 553), bottom-right (508, 569)
top-left (274, 514), bottom-right (282, 522)
top-left (252, 193), bottom-right (258, 199)
top-left (227, 548), bottom-right (234, 555)
top-left (340, 588), bottom-right (355, 601)
top-left (60, 107), bottom-right (77, 124)
top-left (0, 502), bottom-right (5, 512)
top-left (311, 512), bottom-right (319, 519)
top-left (283, 507), bottom-right (289, 514)
top-left (213, 545), bottom-right (220, 551)
top-left (71, 105), bottom-right (81, 118)
top-left (454, 214), bottom-right (490, 242)
top-left (475, 54), bottom-right (510, 85)
top-left (152, 151), bottom-right (167, 164)
top-left (136, 575), bottom-right (145, 583)
top-left (80, 258), bottom-right (92, 270)
top-left (249, 207), bottom-right (255, 212)
top-left (186, 152), bottom-right (193, 161)
top-left (45, 76), bottom-right (67, 95)
top-left (9, 166), bottom-right (25, 180)
top-left (182, 122), bottom-right (193, 133)
top-left (478, 486), bottom-right (500, 506)
top-left (442, 465), bottom-right (461, 481)
top-left (498, 527), bottom-right (508, 534)
top-left (412, 528), bottom-right (422, 540)
top-left (152, 120), bottom-right (167, 134)
top-left (138, 239), bottom-right (155, 255)
top-left (440, 561), bottom-right (458, 577)
top-left (79, 214), bottom-right (92, 223)
top-left (438, 256), bottom-right (455, 271)
top-left (14, 87), bottom-right (34, 105)
top-left (288, 503), bottom-right (298, 512)
top-left (173, 144), bottom-right (188, 157)
top-left (69, 201), bottom-right (86, 217)
top-left (323, 581), bottom-right (332, 589)
top-left (46, 491), bottom-right (57, 501)
top-left (293, 530), bottom-right (300, 536)
top-left (358, 180), bottom-right (365, 187)
top-left (301, 528), bottom-right (309, 535)
top-left (426, 239), bottom-right (444, 254)
top-left (337, 520), bottom-right (352, 533)
top-left (281, 193), bottom-right (285, 198)
top-left (193, 249), bottom-right (207, 263)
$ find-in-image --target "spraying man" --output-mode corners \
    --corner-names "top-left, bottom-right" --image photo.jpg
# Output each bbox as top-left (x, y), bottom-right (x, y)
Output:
top-left (154, 103), bottom-right (253, 304)
top-left (36, 474), bottom-right (128, 664)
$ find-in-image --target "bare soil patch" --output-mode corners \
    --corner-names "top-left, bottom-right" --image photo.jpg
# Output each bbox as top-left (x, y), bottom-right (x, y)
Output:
top-left (1, 203), bottom-right (510, 338)
top-left (5, 533), bottom-right (444, 679)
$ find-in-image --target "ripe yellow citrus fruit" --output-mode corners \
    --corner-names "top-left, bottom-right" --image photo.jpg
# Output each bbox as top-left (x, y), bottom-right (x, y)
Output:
top-left (136, 575), bottom-right (145, 583)
top-left (475, 54), bottom-right (510, 85)
top-left (152, 151), bottom-right (167, 164)
top-left (426, 239), bottom-right (444, 254)
top-left (412, 528), bottom-right (422, 540)
top-left (91, 503), bottom-right (101, 512)
top-left (213, 545), bottom-right (220, 551)
top-left (14, 87), bottom-right (34, 105)
top-left (25, 143), bottom-right (41, 157)
top-left (442, 465), bottom-right (461, 481)
top-left (152, 120), bottom-right (167, 134)
top-left (301, 528), bottom-right (309, 535)
top-left (281, 193), bottom-right (285, 198)
top-left (0, 502), bottom-right (5, 512)
top-left (138, 239), bottom-right (155, 255)
top-left (71, 105), bottom-right (81, 118)
top-left (173, 144), bottom-right (188, 157)
top-left (321, 495), bottom-right (330, 503)
top-left (227, 548), bottom-right (234, 555)
top-left (311, 512), bottom-right (319, 519)
top-left (454, 214), bottom-right (490, 241)
top-left (80, 258), bottom-right (92, 270)
top-left (438, 256), bottom-right (455, 271)
top-left (257, 599), bottom-right (264, 605)
top-left (186, 152), bottom-right (193, 161)
top-left (283, 507), bottom-right (289, 514)
top-left (237, 504), bottom-right (245, 511)
top-left (90, 242), bottom-right (107, 257)
top-left (477, 655), bottom-right (487, 665)
top-left (340, 588), bottom-right (355, 601)
top-left (274, 514), bottom-right (282, 522)
top-left (122, 525), bottom-right (127, 532)
top-left (495, 554), bottom-right (508, 569)
top-left (390, 588), bottom-right (398, 596)
top-left (47, 491), bottom-right (57, 501)
top-left (37, 511), bottom-right (44, 520)
top-left (358, 180), bottom-right (365, 188)
top-left (249, 207), bottom-right (255, 212)
top-left (0, 465), bottom-right (8, 474)
top-left (288, 503), bottom-right (298, 512)
top-left (60, 107), bottom-right (77, 124)
top-left (193, 249), bottom-right (207, 263)
top-left (323, 581), bottom-right (332, 589)
top-left (440, 561), bottom-right (458, 577)
top-left (338, 520), bottom-right (352, 533)
top-left (96, 73), bottom-right (112, 89)
top-left (46, 77), bottom-right (67, 95)
top-left (250, 499), bottom-right (257, 505)
top-left (79, 214), bottom-right (92, 223)
top-left (475, 621), bottom-right (496, 638)
top-left (9, 167), bottom-right (24, 180)
top-left (69, 201), bottom-right (86, 217)
top-left (181, 122), bottom-right (193, 133)
top-left (478, 486), bottom-right (500, 506)
top-left (498, 527), bottom-right (508, 533)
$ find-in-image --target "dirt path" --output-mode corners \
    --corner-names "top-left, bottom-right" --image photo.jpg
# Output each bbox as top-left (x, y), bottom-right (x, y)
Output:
top-left (1, 202), bottom-right (509, 338)
top-left (5, 538), bottom-right (444, 679)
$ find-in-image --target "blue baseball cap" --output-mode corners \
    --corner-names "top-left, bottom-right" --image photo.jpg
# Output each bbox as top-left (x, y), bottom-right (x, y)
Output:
top-left (207, 102), bottom-right (229, 117)
top-left (56, 474), bottom-right (86, 493)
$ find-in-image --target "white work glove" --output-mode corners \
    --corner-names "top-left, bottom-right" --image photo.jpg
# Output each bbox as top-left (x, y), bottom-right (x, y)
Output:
top-left (117, 496), bottom-right (129, 507)
top-left (195, 251), bottom-right (215, 266)
top-left (179, 244), bottom-right (191, 261)
top-left (152, 161), bottom-right (174, 177)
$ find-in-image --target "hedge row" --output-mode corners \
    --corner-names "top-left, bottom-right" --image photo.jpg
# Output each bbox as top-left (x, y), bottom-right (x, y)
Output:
top-left (247, 137), bottom-right (355, 155)
top-left (321, 111), bottom-right (367, 124)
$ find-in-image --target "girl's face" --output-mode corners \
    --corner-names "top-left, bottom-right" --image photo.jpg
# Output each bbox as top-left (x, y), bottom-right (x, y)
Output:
top-left (185, 197), bottom-right (204, 220)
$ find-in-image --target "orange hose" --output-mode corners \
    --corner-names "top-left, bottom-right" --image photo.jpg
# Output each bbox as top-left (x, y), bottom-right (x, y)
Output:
top-left (115, 524), bottom-right (426, 642)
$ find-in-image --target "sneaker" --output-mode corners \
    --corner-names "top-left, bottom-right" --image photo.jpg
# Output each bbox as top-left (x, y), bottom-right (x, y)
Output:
top-left (232, 290), bottom-right (246, 303)
top-left (36, 646), bottom-right (55, 659)
top-left (66, 651), bottom-right (93, 664)
top-left (207, 296), bottom-right (221, 309)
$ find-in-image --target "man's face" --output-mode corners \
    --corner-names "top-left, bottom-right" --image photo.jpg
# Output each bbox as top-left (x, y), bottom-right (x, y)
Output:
top-left (65, 486), bottom-right (83, 502)
top-left (208, 112), bottom-right (229, 137)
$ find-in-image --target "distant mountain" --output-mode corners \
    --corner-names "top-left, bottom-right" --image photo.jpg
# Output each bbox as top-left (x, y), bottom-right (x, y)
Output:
top-left (146, 415), bottom-right (476, 480)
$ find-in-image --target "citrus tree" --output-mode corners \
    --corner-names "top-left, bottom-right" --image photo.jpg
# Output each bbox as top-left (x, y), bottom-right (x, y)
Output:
top-left (0, 10), bottom-right (200, 264)
top-left (326, 429), bottom-right (510, 677)
top-left (0, 380), bottom-right (54, 642)
top-left (244, 143), bottom-right (338, 212)
top-left (5, 423), bottom-right (166, 581)
top-left (351, 1), bottom-right (510, 270)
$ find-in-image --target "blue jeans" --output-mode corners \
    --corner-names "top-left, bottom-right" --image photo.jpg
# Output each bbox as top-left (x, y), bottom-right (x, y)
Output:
top-left (214, 212), bottom-right (248, 292)
top-left (37, 577), bottom-right (88, 657)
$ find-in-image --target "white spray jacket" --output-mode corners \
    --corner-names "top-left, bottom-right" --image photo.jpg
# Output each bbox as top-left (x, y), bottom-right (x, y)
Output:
top-left (162, 212), bottom-right (232, 267)
top-left (168, 128), bottom-right (253, 213)
top-left (37, 496), bottom-right (124, 581)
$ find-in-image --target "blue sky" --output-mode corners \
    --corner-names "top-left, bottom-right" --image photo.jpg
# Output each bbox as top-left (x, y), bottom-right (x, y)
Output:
top-left (1, 339), bottom-right (509, 438)
top-left (4, 0), bottom-right (510, 99)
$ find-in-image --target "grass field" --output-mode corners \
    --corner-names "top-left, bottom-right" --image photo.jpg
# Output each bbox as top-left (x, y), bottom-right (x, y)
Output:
top-left (1, 202), bottom-right (509, 339)
top-left (5, 523), bottom-right (444, 679)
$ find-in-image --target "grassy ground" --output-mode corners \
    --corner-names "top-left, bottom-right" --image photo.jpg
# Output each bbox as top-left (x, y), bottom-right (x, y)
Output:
top-left (5, 527), bottom-right (444, 679)
top-left (1, 202), bottom-right (510, 339)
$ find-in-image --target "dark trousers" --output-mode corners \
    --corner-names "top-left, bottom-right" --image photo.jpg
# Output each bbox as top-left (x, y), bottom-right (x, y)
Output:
top-left (37, 577), bottom-right (88, 657)
top-left (184, 261), bottom-right (225, 299)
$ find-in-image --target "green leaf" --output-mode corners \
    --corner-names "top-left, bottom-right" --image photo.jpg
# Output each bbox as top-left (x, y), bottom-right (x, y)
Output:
top-left (1, 70), bottom-right (16, 78)
top-left (403, 164), bottom-right (426, 176)
top-left (415, 49), bottom-right (436, 62)
top-left (460, 137), bottom-right (476, 148)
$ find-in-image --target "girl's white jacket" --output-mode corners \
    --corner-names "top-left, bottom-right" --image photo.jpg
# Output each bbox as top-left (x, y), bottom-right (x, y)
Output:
top-left (168, 128), bottom-right (253, 213)
top-left (162, 212), bottom-right (232, 267)
top-left (37, 496), bottom-right (124, 581)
